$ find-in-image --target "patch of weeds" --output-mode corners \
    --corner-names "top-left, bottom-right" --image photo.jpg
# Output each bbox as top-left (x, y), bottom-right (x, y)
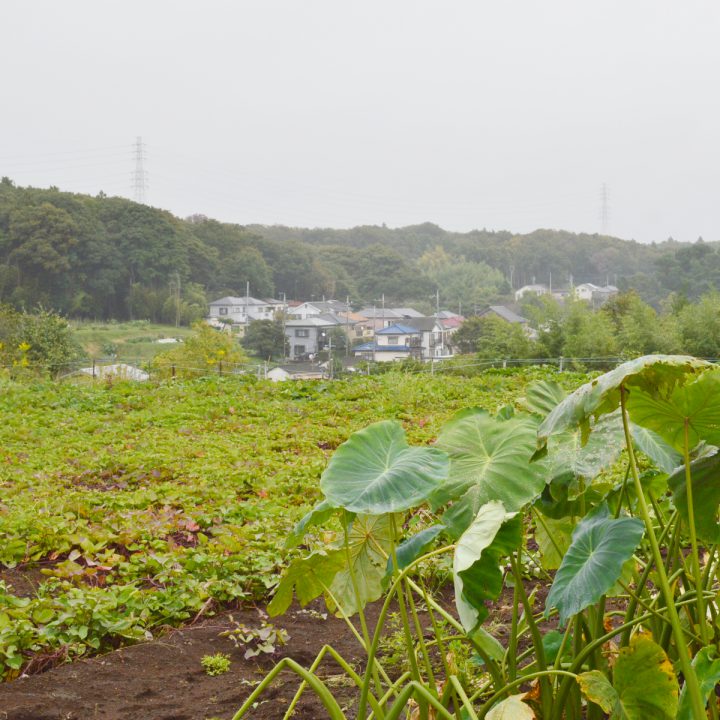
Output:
top-left (220, 617), bottom-right (289, 659)
top-left (201, 653), bottom-right (231, 676)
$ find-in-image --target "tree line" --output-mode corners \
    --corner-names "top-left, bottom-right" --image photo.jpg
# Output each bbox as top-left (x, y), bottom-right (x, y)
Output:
top-left (454, 290), bottom-right (720, 361)
top-left (0, 178), bottom-right (717, 323)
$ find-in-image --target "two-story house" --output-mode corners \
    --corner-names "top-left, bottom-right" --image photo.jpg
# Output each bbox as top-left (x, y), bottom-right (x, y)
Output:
top-left (353, 323), bottom-right (423, 362)
top-left (284, 315), bottom-right (343, 359)
top-left (289, 300), bottom-right (351, 320)
top-left (208, 296), bottom-right (287, 328)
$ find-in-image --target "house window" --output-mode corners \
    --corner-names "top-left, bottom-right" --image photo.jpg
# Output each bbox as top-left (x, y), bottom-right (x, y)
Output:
top-left (295, 329), bottom-right (310, 337)
top-left (219, 307), bottom-right (228, 315)
top-left (387, 335), bottom-right (399, 345)
top-left (294, 344), bottom-right (306, 356)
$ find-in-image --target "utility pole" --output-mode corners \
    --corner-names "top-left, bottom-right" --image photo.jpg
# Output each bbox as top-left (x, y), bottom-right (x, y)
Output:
top-left (174, 271), bottom-right (181, 328)
top-left (600, 183), bottom-right (610, 234)
top-left (345, 295), bottom-right (350, 357)
top-left (132, 136), bottom-right (147, 204)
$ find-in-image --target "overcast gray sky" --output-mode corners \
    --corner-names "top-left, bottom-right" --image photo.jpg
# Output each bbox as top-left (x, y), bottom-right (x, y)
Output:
top-left (2, 1), bottom-right (718, 243)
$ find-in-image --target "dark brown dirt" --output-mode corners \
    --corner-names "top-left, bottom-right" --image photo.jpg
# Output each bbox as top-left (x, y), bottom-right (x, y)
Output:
top-left (0, 581), bottom-right (555, 720)
top-left (0, 599), bottom-right (363, 720)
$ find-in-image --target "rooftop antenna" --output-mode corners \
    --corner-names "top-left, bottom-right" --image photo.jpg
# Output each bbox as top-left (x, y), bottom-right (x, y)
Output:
top-left (600, 183), bottom-right (610, 234)
top-left (132, 136), bottom-right (148, 204)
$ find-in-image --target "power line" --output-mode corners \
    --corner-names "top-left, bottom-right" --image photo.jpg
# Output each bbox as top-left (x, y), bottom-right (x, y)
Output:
top-left (132, 136), bottom-right (148, 204)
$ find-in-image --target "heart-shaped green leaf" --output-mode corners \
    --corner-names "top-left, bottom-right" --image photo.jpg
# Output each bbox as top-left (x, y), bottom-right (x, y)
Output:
top-left (320, 420), bottom-right (449, 514)
top-left (267, 549), bottom-right (345, 616)
top-left (538, 355), bottom-right (710, 444)
top-left (629, 423), bottom-right (682, 473)
top-left (453, 501), bottom-right (520, 633)
top-left (431, 409), bottom-right (543, 536)
top-left (668, 452), bottom-right (720, 543)
top-left (627, 369), bottom-right (720, 451)
top-left (521, 379), bottom-right (568, 417)
top-left (327, 514), bottom-right (395, 616)
top-left (546, 502), bottom-right (643, 624)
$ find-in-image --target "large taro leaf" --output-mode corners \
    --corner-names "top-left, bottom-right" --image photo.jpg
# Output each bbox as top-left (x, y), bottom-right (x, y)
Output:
top-left (521, 379), bottom-right (568, 417)
top-left (320, 420), bottom-right (449, 514)
top-left (577, 632), bottom-right (678, 719)
top-left (327, 513), bottom-right (395, 617)
top-left (668, 452), bottom-right (720, 543)
top-left (539, 410), bottom-right (625, 494)
top-left (627, 368), bottom-right (720, 451)
top-left (546, 502), bottom-right (643, 624)
top-left (453, 501), bottom-right (521, 634)
top-left (677, 646), bottom-right (720, 720)
top-left (267, 549), bottom-right (346, 616)
top-left (285, 499), bottom-right (339, 549)
top-left (538, 355), bottom-right (710, 445)
top-left (430, 409), bottom-right (543, 536)
top-left (629, 423), bottom-right (682, 473)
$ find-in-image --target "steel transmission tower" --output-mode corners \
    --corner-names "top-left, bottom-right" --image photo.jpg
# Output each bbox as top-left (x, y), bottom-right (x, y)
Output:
top-left (132, 136), bottom-right (148, 203)
top-left (600, 183), bottom-right (610, 234)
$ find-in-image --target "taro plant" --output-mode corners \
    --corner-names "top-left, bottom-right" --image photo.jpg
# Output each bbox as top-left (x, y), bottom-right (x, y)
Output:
top-left (233, 355), bottom-right (720, 719)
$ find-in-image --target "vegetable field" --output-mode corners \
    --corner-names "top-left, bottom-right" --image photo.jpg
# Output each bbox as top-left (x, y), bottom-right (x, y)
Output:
top-left (0, 368), bottom-right (565, 683)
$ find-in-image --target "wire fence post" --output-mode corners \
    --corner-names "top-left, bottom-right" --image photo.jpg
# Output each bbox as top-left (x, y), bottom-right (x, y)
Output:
top-left (218, 360), bottom-right (223, 376)
top-left (559, 356), bottom-right (564, 372)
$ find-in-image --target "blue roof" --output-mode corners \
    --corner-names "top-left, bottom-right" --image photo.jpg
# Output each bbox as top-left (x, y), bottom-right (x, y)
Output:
top-left (376, 323), bottom-right (420, 335)
top-left (353, 343), bottom-right (412, 353)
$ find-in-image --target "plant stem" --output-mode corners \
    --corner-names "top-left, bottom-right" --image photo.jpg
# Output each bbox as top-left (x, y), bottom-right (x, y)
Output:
top-left (683, 419), bottom-right (709, 646)
top-left (619, 386), bottom-right (705, 720)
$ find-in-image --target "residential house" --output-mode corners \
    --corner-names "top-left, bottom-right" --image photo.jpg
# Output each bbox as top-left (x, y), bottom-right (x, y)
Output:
top-left (352, 316), bottom-right (454, 362)
top-left (478, 305), bottom-right (529, 325)
top-left (478, 305), bottom-right (537, 340)
top-left (284, 315), bottom-right (343, 359)
top-left (208, 296), bottom-right (287, 328)
top-left (267, 363), bottom-right (327, 382)
top-left (356, 307), bottom-right (424, 330)
top-left (353, 323), bottom-right (423, 363)
top-left (290, 300), bottom-right (351, 320)
top-left (574, 283), bottom-right (618, 307)
top-left (514, 284), bottom-right (550, 302)
top-left (404, 317), bottom-right (453, 358)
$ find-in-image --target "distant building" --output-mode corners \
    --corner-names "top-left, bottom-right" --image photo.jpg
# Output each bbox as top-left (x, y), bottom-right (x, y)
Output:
top-left (574, 283), bottom-right (618, 307)
top-left (208, 296), bottom-right (287, 326)
top-left (289, 300), bottom-right (351, 320)
top-left (514, 284), bottom-right (549, 302)
top-left (284, 315), bottom-right (342, 359)
top-left (478, 305), bottom-right (529, 325)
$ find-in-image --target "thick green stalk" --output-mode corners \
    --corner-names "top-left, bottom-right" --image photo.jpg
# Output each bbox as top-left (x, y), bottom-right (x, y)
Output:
top-left (477, 670), bottom-right (578, 718)
top-left (510, 553), bottom-right (553, 719)
top-left (618, 386), bottom-right (705, 720)
top-left (505, 577), bottom-right (520, 682)
top-left (682, 419), bottom-right (709, 645)
top-left (231, 657), bottom-right (347, 720)
top-left (282, 645), bottom-right (383, 720)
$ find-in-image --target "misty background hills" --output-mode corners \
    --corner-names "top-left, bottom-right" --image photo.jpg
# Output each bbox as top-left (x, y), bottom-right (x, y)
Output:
top-left (0, 178), bottom-right (716, 323)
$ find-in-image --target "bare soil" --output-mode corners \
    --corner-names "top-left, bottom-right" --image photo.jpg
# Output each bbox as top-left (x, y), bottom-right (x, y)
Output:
top-left (0, 579), bottom-right (552, 720)
top-left (0, 598), bottom-right (363, 720)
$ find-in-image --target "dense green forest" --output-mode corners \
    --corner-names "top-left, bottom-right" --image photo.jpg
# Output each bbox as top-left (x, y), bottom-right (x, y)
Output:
top-left (0, 178), bottom-right (717, 321)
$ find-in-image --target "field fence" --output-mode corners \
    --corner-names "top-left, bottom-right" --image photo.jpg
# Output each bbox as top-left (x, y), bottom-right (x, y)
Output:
top-left (2, 354), bottom-right (718, 384)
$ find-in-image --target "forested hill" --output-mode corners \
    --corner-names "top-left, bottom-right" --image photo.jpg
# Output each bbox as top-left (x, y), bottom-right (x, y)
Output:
top-left (0, 178), bottom-right (717, 321)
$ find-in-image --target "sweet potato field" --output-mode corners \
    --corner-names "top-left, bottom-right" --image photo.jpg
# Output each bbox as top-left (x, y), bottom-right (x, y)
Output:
top-left (4, 358), bottom-right (720, 719)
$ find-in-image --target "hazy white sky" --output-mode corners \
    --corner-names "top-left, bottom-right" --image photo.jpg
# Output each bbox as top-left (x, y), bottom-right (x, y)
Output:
top-left (2, 1), bottom-right (719, 243)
